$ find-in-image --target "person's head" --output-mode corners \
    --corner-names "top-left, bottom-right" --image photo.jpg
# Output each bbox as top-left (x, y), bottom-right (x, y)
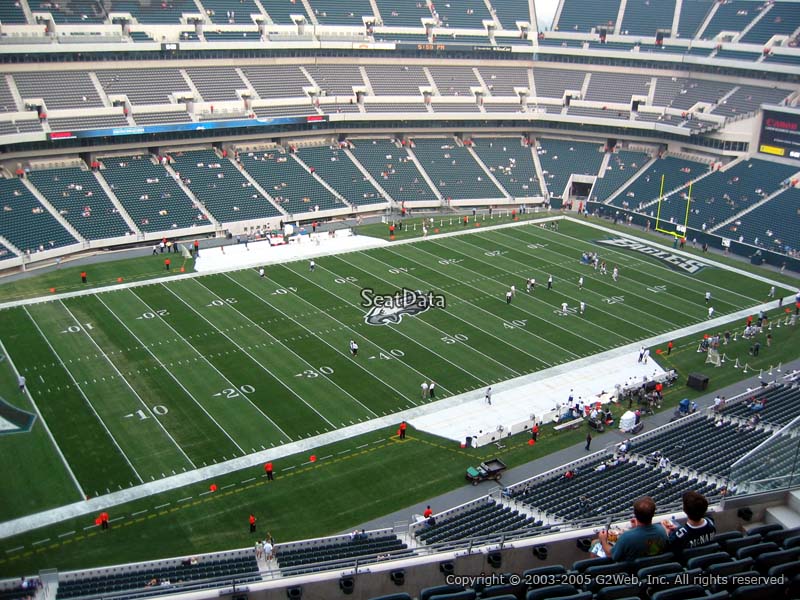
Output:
top-left (633, 496), bottom-right (657, 525)
top-left (682, 491), bottom-right (709, 522)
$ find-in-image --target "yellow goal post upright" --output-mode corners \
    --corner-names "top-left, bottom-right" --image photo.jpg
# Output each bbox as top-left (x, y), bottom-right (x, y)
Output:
top-left (654, 173), bottom-right (692, 239)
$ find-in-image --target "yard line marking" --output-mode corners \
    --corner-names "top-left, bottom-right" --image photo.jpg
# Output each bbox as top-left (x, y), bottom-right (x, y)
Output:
top-left (387, 245), bottom-right (583, 358)
top-left (131, 509), bottom-right (148, 517)
top-left (421, 239), bottom-right (615, 349)
top-left (160, 282), bottom-right (328, 434)
top-left (198, 491), bottom-right (212, 496)
top-left (528, 222), bottom-right (763, 306)
top-left (59, 300), bottom-right (197, 471)
top-left (57, 531), bottom-right (75, 538)
top-left (95, 294), bottom-right (246, 456)
top-left (337, 449), bottom-right (351, 454)
top-left (223, 270), bottom-right (418, 408)
top-left (32, 539), bottom-right (50, 546)
top-left (449, 234), bottom-right (646, 340)
top-left (356, 443), bottom-right (369, 449)
top-left (201, 275), bottom-right (379, 420)
top-left (82, 525), bottom-right (97, 530)
top-left (240, 477), bottom-right (256, 484)
top-left (177, 497), bottom-right (193, 503)
top-left (21, 307), bottom-right (144, 485)
top-left (161, 282), bottom-right (336, 432)
top-left (131, 287), bottom-right (292, 443)
top-left (220, 484), bottom-right (235, 490)
top-left (5, 547), bottom-right (23, 554)
top-left (0, 338), bottom-right (86, 500)
top-left (284, 265), bottom-right (468, 393)
top-left (355, 252), bottom-right (547, 371)
top-left (510, 227), bottom-right (712, 321)
top-left (320, 454), bottom-right (333, 460)
top-left (489, 228), bottom-right (680, 329)
top-left (108, 516), bottom-right (124, 523)
top-left (281, 465), bottom-right (296, 471)
top-left (154, 503), bottom-right (170, 509)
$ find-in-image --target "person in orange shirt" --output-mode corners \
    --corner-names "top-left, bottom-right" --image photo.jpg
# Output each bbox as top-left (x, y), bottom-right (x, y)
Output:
top-left (423, 506), bottom-right (433, 519)
top-left (667, 341), bottom-right (673, 355)
top-left (264, 462), bottom-right (274, 481)
top-left (164, 258), bottom-right (171, 271)
top-left (399, 422), bottom-right (407, 439)
top-left (249, 514), bottom-right (257, 533)
top-left (531, 423), bottom-right (539, 442)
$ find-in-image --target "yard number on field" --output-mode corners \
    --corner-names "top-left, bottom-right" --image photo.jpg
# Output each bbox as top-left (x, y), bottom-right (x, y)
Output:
top-left (368, 349), bottom-right (405, 359)
top-left (61, 323), bottom-right (93, 334)
top-left (484, 250), bottom-right (507, 257)
top-left (207, 298), bottom-right (238, 307)
top-left (125, 405), bottom-right (169, 419)
top-left (603, 296), bottom-right (625, 305)
top-left (441, 334), bottom-right (469, 344)
top-left (295, 366), bottom-right (335, 378)
top-left (136, 309), bottom-right (169, 320)
top-left (438, 258), bottom-right (463, 266)
top-left (388, 267), bottom-right (412, 275)
top-left (271, 287), bottom-right (297, 295)
top-left (213, 385), bottom-right (256, 398)
top-left (504, 320), bottom-right (528, 329)
top-left (334, 276), bottom-right (358, 284)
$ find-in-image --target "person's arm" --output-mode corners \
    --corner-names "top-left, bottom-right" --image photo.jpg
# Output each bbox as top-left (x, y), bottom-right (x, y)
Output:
top-left (598, 530), bottom-right (614, 559)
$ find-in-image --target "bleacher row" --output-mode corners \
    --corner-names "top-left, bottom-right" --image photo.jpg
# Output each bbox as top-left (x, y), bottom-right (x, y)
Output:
top-left (554, 0), bottom-right (800, 44)
top-left (2, 136), bottom-right (799, 260)
top-left (55, 553), bottom-right (259, 600)
top-left (7, 0), bottom-right (529, 29)
top-left (370, 528), bottom-right (800, 599)
top-left (0, 65), bottom-right (790, 132)
top-left (0, 136), bottom-right (540, 256)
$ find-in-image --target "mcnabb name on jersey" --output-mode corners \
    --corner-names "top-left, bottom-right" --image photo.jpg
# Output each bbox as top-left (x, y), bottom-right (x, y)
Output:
top-left (361, 287), bottom-right (446, 326)
top-left (596, 238), bottom-right (706, 274)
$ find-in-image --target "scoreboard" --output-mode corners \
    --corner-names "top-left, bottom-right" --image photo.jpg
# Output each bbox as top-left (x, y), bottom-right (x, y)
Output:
top-left (759, 107), bottom-right (800, 160)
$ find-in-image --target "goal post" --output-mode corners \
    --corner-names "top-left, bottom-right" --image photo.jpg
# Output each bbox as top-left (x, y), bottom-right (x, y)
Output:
top-left (655, 176), bottom-right (692, 239)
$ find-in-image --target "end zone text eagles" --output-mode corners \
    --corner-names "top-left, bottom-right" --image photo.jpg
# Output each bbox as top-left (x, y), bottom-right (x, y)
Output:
top-left (361, 287), bottom-right (446, 326)
top-left (597, 238), bottom-right (707, 274)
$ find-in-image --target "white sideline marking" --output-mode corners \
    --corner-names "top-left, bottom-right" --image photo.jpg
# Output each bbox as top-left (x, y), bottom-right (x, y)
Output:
top-left (1, 216), bottom-right (792, 542)
top-left (32, 538), bottom-right (50, 546)
top-left (154, 503), bottom-right (170, 510)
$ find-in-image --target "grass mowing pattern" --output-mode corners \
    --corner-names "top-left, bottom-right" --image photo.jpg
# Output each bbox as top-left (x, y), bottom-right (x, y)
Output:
top-left (0, 219), bottom-right (795, 573)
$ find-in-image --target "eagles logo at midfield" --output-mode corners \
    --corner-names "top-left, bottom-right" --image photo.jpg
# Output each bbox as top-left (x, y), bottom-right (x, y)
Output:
top-left (361, 287), bottom-right (446, 326)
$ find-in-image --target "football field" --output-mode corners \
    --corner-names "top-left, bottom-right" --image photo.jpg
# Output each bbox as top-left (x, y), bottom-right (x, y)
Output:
top-left (0, 219), bottom-right (788, 520)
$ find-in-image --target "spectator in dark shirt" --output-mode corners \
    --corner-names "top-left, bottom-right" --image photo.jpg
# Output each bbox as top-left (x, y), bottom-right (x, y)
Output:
top-left (662, 491), bottom-right (716, 554)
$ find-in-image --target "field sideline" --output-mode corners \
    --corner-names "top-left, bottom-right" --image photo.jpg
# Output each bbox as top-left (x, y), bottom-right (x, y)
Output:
top-left (0, 218), bottom-right (794, 528)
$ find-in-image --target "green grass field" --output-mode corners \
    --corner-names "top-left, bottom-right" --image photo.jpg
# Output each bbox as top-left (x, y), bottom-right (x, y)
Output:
top-left (0, 217), bottom-right (797, 575)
